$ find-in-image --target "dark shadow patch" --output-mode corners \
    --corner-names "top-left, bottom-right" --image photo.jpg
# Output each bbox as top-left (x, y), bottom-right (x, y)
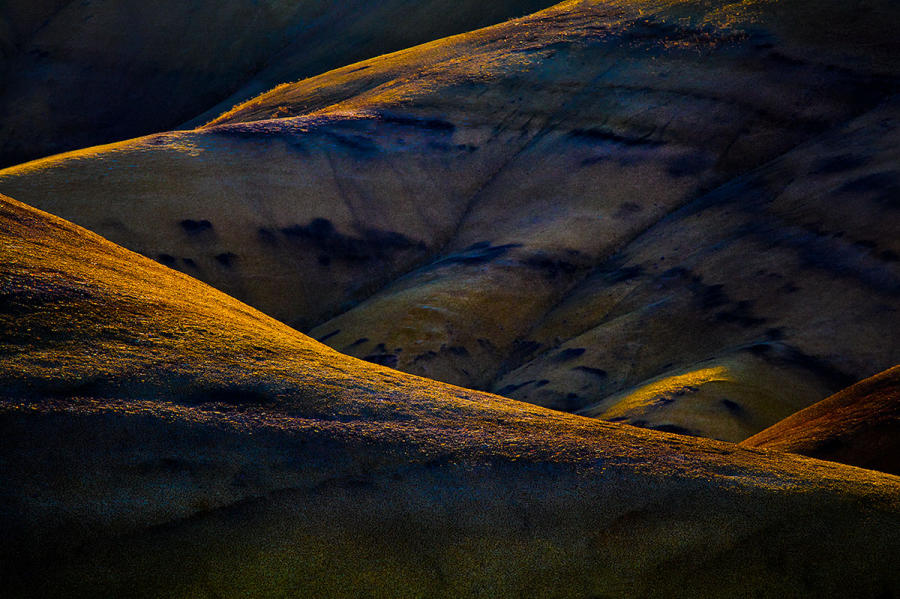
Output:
top-left (189, 386), bottom-right (272, 406)
top-left (258, 228), bottom-right (279, 245)
top-left (667, 152), bottom-right (710, 177)
top-left (563, 392), bottom-right (582, 411)
top-left (568, 127), bottom-right (663, 148)
top-left (156, 254), bottom-right (176, 266)
top-left (44, 375), bottom-right (115, 399)
top-left (182, 258), bottom-right (197, 268)
top-left (316, 475), bottom-right (376, 491)
top-left (660, 266), bottom-right (690, 280)
top-left (765, 327), bottom-right (785, 341)
top-left (180, 219), bottom-right (213, 234)
top-left (580, 155), bottom-right (608, 167)
top-left (648, 423), bottom-right (696, 436)
top-left (780, 282), bottom-right (799, 294)
top-left (363, 354), bottom-right (398, 368)
top-left (523, 254), bottom-right (580, 277)
top-left (535, 379), bottom-right (550, 387)
top-left (281, 217), bottom-right (423, 262)
top-left (497, 380), bottom-right (535, 395)
top-left (605, 264), bottom-right (644, 284)
top-left (838, 171), bottom-right (899, 195)
top-left (413, 350), bottom-right (438, 363)
top-left (716, 300), bottom-right (766, 328)
top-left (573, 366), bottom-right (608, 378)
top-left (502, 339), bottom-right (541, 366)
top-left (618, 202), bottom-right (643, 215)
top-left (764, 50), bottom-right (807, 68)
top-left (697, 284), bottom-right (729, 310)
top-left (323, 131), bottom-right (378, 155)
top-left (134, 457), bottom-right (199, 476)
top-left (814, 436), bottom-right (846, 455)
top-left (317, 330), bottom-right (340, 343)
top-left (720, 399), bottom-right (743, 414)
top-left (747, 343), bottom-right (856, 389)
top-left (423, 454), bottom-right (455, 469)
top-left (348, 337), bottom-right (368, 348)
top-left (215, 252), bottom-right (237, 268)
top-left (381, 114), bottom-right (456, 133)
top-left (553, 348), bottom-right (586, 362)
top-left (426, 242), bottom-right (521, 269)
top-left (881, 250), bottom-right (899, 262)
top-left (443, 345), bottom-right (469, 356)
top-left (811, 153), bottom-right (868, 175)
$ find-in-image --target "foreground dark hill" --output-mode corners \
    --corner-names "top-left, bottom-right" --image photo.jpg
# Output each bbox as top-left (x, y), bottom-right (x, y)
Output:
top-left (1, 0), bottom-right (899, 441)
top-left (742, 366), bottom-right (900, 475)
top-left (2, 194), bottom-right (900, 597)
top-left (0, 0), bottom-right (551, 168)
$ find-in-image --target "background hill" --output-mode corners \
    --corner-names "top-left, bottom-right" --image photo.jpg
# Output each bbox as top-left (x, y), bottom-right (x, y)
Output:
top-left (2, 0), bottom-right (898, 441)
top-left (0, 0), bottom-right (552, 168)
top-left (742, 365), bottom-right (900, 475)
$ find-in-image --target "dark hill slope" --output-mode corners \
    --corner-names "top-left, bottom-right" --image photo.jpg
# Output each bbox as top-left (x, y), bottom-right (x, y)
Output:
top-left (0, 0), bottom-right (552, 167)
top-left (2, 193), bottom-right (900, 597)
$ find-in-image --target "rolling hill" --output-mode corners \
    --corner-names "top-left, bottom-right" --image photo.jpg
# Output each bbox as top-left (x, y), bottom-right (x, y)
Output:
top-left (1, 0), bottom-right (898, 443)
top-left (742, 365), bottom-right (900, 475)
top-left (0, 0), bottom-right (552, 168)
top-left (2, 191), bottom-right (900, 597)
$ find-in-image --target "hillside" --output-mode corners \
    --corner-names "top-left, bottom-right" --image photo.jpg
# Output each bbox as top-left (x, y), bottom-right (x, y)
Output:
top-left (0, 0), bottom-right (552, 168)
top-left (2, 0), bottom-right (898, 441)
top-left (742, 366), bottom-right (900, 475)
top-left (2, 192), bottom-right (900, 596)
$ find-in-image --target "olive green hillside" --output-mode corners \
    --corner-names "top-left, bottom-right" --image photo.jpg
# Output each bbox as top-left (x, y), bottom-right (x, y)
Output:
top-left (1, 195), bottom-right (900, 598)
top-left (0, 0), bottom-right (553, 168)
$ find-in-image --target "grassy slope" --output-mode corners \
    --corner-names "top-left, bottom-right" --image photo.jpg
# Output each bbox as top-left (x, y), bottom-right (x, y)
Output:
top-left (2, 193), bottom-right (900, 597)
top-left (207, 0), bottom-right (900, 127)
top-left (0, 0), bottom-right (553, 168)
top-left (742, 366), bottom-right (900, 475)
top-left (1, 0), bottom-right (898, 442)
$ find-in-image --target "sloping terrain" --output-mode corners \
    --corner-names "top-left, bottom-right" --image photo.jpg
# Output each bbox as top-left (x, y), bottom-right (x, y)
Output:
top-left (1, 0), bottom-right (898, 442)
top-left (742, 366), bottom-right (900, 475)
top-left (498, 95), bottom-right (900, 439)
top-left (2, 193), bottom-right (900, 597)
top-left (0, 0), bottom-right (552, 168)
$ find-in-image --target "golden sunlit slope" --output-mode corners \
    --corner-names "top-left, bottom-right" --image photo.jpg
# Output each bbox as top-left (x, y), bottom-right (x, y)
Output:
top-left (742, 366), bottom-right (900, 476)
top-left (2, 195), bottom-right (900, 597)
top-left (0, 0), bottom-right (552, 168)
top-left (1, 0), bottom-right (898, 442)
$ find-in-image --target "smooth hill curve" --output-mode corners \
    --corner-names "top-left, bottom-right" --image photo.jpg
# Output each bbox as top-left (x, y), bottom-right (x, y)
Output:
top-left (2, 193), bottom-right (900, 597)
top-left (1, 0), bottom-right (898, 442)
top-left (742, 366), bottom-right (900, 475)
top-left (0, 0), bottom-right (553, 168)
